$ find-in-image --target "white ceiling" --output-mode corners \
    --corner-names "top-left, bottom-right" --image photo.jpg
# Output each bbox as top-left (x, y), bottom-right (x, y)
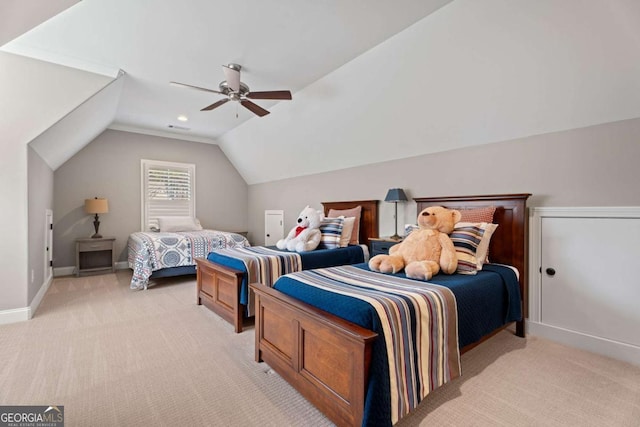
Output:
top-left (2, 0), bottom-right (453, 142)
top-left (4, 0), bottom-right (640, 185)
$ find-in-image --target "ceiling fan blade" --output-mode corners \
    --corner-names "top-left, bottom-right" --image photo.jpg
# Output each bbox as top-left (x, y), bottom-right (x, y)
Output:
top-left (247, 90), bottom-right (292, 100)
top-left (240, 100), bottom-right (270, 117)
top-left (170, 81), bottom-right (223, 95)
top-left (201, 98), bottom-right (230, 111)
top-left (222, 65), bottom-right (240, 92)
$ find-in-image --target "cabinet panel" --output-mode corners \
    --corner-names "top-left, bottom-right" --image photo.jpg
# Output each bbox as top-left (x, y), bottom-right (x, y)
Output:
top-left (76, 237), bottom-right (115, 277)
top-left (541, 217), bottom-right (640, 347)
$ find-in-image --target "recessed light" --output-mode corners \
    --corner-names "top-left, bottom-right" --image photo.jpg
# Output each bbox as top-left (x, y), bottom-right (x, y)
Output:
top-left (177, 115), bottom-right (188, 122)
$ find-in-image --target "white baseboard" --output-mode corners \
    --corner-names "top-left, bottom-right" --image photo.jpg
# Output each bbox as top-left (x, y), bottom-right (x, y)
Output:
top-left (0, 307), bottom-right (30, 325)
top-left (0, 275), bottom-right (53, 325)
top-left (528, 321), bottom-right (640, 368)
top-left (29, 274), bottom-right (53, 319)
top-left (53, 266), bottom-right (75, 277)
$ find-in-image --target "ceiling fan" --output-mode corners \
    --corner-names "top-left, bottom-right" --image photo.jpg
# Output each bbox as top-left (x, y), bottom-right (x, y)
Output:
top-left (170, 64), bottom-right (292, 117)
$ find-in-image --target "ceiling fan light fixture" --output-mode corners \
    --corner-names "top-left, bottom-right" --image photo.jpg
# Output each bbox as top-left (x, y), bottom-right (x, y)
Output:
top-left (218, 81), bottom-right (250, 96)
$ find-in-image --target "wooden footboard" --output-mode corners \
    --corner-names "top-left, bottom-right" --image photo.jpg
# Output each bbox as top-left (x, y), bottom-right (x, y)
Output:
top-left (195, 258), bottom-right (245, 333)
top-left (251, 283), bottom-right (377, 427)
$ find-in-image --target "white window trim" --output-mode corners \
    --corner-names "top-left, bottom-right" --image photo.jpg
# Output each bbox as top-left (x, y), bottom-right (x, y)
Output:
top-left (140, 159), bottom-right (196, 231)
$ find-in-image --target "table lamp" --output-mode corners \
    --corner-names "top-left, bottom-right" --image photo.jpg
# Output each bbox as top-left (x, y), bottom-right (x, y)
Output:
top-left (85, 197), bottom-right (109, 238)
top-left (384, 188), bottom-right (407, 240)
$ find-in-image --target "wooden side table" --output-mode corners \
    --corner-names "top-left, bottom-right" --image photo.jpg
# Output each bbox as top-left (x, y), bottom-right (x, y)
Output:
top-left (76, 237), bottom-right (116, 277)
top-left (368, 237), bottom-right (403, 257)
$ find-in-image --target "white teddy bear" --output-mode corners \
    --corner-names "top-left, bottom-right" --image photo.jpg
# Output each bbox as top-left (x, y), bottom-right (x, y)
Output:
top-left (276, 206), bottom-right (323, 252)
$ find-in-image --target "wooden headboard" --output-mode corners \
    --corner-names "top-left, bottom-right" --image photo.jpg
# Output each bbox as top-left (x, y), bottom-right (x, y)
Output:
top-left (415, 194), bottom-right (531, 329)
top-left (321, 200), bottom-right (379, 244)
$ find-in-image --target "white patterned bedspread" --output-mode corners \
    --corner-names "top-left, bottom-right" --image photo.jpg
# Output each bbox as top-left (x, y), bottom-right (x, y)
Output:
top-left (128, 230), bottom-right (249, 290)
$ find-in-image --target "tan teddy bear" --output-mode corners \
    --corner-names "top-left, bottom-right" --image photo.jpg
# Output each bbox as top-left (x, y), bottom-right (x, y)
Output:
top-left (369, 206), bottom-right (461, 280)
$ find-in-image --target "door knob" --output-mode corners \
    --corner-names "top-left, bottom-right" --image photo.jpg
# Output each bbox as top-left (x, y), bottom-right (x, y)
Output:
top-left (545, 267), bottom-right (556, 276)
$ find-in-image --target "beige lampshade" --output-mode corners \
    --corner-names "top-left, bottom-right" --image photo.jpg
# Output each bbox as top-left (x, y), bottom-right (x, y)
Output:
top-left (84, 198), bottom-right (109, 214)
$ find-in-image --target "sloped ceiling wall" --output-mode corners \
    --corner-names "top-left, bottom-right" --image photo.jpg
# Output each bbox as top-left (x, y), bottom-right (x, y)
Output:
top-left (0, 0), bottom-right (79, 46)
top-left (219, 0), bottom-right (640, 185)
top-left (1, 0), bottom-right (123, 171)
top-left (0, 52), bottom-right (116, 149)
top-left (29, 74), bottom-right (124, 170)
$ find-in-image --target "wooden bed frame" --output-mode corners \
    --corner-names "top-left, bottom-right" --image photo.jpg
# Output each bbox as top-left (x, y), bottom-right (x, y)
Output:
top-left (250, 193), bottom-right (531, 427)
top-left (195, 200), bottom-right (379, 333)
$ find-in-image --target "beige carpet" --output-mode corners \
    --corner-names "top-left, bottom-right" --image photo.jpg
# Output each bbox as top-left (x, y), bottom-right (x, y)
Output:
top-left (1, 271), bottom-right (638, 427)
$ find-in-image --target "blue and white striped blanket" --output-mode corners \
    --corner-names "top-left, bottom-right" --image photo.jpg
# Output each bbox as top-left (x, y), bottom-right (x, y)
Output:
top-left (213, 246), bottom-right (303, 289)
top-left (280, 265), bottom-right (461, 424)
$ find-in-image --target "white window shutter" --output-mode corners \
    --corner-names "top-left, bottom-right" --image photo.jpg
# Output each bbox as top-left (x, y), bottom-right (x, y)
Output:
top-left (141, 160), bottom-right (196, 231)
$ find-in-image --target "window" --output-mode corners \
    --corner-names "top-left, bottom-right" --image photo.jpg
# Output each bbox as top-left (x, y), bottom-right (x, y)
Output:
top-left (141, 159), bottom-right (196, 231)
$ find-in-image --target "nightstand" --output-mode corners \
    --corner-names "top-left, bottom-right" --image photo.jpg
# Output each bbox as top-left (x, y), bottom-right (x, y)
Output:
top-left (76, 237), bottom-right (116, 277)
top-left (369, 237), bottom-right (403, 257)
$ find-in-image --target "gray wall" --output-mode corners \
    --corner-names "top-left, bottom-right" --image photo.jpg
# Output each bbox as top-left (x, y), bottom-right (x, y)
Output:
top-left (248, 118), bottom-right (640, 245)
top-left (27, 146), bottom-right (54, 302)
top-left (53, 129), bottom-right (248, 268)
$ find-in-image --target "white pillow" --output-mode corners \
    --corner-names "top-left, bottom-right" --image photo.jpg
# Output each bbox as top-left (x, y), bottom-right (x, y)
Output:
top-left (338, 216), bottom-right (356, 247)
top-left (157, 216), bottom-right (203, 232)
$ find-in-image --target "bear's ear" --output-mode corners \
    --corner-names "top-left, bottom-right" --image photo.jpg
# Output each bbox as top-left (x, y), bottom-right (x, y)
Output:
top-left (451, 209), bottom-right (462, 224)
top-left (305, 205), bottom-right (310, 209)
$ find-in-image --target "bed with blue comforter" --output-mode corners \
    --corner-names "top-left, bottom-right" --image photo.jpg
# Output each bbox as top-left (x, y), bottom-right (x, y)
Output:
top-left (250, 193), bottom-right (531, 427)
top-left (271, 263), bottom-right (521, 426)
top-left (196, 199), bottom-right (381, 333)
top-left (196, 244), bottom-right (367, 332)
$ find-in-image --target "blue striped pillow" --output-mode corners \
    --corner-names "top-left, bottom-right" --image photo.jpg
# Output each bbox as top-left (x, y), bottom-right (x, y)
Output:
top-left (450, 225), bottom-right (483, 275)
top-left (450, 222), bottom-right (498, 274)
top-left (317, 217), bottom-right (344, 249)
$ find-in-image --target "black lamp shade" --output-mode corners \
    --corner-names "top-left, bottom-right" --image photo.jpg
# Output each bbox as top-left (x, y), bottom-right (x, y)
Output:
top-left (384, 188), bottom-right (408, 203)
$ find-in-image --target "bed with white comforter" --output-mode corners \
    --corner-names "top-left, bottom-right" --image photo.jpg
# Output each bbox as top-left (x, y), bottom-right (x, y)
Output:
top-left (128, 230), bottom-right (249, 290)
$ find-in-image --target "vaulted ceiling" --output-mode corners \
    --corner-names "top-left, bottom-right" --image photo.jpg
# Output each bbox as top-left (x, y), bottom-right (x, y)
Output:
top-left (3, 0), bottom-right (452, 140)
top-left (3, 0), bottom-right (640, 184)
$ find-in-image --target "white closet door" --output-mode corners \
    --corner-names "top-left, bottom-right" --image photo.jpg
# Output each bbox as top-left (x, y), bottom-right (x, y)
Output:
top-left (541, 216), bottom-right (640, 347)
top-left (264, 210), bottom-right (284, 246)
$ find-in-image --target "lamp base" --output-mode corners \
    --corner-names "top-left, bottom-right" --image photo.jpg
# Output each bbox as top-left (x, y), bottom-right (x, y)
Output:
top-left (389, 234), bottom-right (402, 241)
top-left (92, 214), bottom-right (102, 239)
